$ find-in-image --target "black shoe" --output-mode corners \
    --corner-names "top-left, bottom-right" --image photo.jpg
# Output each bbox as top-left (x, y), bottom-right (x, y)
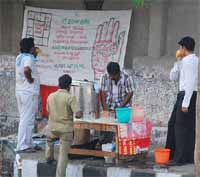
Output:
top-left (168, 160), bottom-right (186, 166)
top-left (187, 160), bottom-right (194, 164)
top-left (33, 145), bottom-right (42, 151)
top-left (16, 147), bottom-right (36, 153)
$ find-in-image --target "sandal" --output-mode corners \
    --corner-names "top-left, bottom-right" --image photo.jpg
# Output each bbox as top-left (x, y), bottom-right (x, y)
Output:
top-left (34, 145), bottom-right (42, 151)
top-left (16, 147), bottom-right (36, 153)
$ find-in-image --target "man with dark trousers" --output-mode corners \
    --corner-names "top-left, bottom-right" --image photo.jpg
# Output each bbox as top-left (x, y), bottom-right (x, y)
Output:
top-left (166, 36), bottom-right (199, 165)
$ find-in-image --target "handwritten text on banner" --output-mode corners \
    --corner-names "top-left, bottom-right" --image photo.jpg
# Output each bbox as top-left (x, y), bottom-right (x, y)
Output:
top-left (22, 6), bottom-right (132, 86)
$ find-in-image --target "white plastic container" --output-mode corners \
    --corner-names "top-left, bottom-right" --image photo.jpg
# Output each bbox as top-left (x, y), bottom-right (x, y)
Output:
top-left (102, 143), bottom-right (115, 163)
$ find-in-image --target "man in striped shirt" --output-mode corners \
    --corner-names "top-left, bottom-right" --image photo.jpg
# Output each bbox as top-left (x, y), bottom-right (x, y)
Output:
top-left (100, 62), bottom-right (135, 111)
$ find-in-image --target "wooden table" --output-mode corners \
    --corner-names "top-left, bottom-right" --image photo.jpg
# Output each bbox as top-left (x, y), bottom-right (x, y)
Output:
top-left (69, 119), bottom-right (119, 162)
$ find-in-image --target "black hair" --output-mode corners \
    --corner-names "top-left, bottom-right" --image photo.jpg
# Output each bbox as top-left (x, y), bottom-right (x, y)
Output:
top-left (178, 36), bottom-right (195, 52)
top-left (107, 62), bottom-right (120, 75)
top-left (20, 37), bottom-right (35, 53)
top-left (58, 74), bottom-right (72, 89)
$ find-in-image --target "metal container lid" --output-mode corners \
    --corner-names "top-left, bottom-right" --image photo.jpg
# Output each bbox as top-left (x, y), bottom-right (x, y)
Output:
top-left (71, 80), bottom-right (94, 87)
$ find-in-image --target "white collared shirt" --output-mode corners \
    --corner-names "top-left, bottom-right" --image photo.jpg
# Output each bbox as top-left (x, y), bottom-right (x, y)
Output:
top-left (15, 53), bottom-right (40, 95)
top-left (170, 54), bottom-right (199, 108)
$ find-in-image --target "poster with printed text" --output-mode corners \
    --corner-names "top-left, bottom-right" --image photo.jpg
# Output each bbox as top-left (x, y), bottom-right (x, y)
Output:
top-left (22, 6), bottom-right (132, 86)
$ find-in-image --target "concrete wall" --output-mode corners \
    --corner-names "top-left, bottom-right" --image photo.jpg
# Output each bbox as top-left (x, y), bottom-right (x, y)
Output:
top-left (0, 0), bottom-right (86, 136)
top-left (0, 55), bottom-right (18, 137)
top-left (102, 0), bottom-right (150, 67)
top-left (0, 54), bottom-right (174, 145)
top-left (0, 0), bottom-right (85, 54)
top-left (0, 0), bottom-right (199, 145)
top-left (166, 0), bottom-right (199, 56)
top-left (0, 0), bottom-right (24, 53)
top-left (25, 0), bottom-right (85, 9)
top-left (131, 56), bottom-right (177, 145)
top-left (0, 55), bottom-right (17, 115)
top-left (0, 0), bottom-right (199, 57)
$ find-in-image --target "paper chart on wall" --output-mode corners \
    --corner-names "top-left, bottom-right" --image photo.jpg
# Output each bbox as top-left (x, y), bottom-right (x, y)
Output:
top-left (22, 6), bottom-right (132, 86)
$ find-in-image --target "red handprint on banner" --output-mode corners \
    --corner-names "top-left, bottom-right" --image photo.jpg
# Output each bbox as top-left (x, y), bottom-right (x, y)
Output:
top-left (91, 18), bottom-right (125, 80)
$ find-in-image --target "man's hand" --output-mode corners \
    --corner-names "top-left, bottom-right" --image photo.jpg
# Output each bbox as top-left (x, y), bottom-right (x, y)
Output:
top-left (181, 107), bottom-right (188, 113)
top-left (24, 66), bottom-right (34, 84)
top-left (101, 90), bottom-right (110, 111)
top-left (75, 111), bottom-right (83, 119)
top-left (176, 49), bottom-right (183, 61)
top-left (28, 78), bottom-right (34, 84)
top-left (176, 57), bottom-right (182, 61)
top-left (103, 105), bottom-right (110, 111)
top-left (120, 92), bottom-right (133, 107)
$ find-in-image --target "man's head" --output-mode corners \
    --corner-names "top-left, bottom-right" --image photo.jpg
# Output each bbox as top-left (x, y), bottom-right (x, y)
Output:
top-left (20, 37), bottom-right (35, 55)
top-left (178, 36), bottom-right (195, 57)
top-left (58, 74), bottom-right (72, 90)
top-left (107, 62), bottom-right (121, 82)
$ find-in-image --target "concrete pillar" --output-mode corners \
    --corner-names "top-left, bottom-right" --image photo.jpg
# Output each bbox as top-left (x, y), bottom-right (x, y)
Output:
top-left (25, 0), bottom-right (85, 10)
top-left (1, 0), bottom-right (14, 52)
top-left (0, 1), bottom-right (3, 52)
top-left (196, 0), bottom-right (200, 54)
top-left (0, 0), bottom-right (24, 53)
top-left (0, 0), bottom-right (86, 53)
top-left (102, 0), bottom-right (150, 68)
top-left (148, 0), bottom-right (169, 58)
top-left (197, 0), bottom-right (200, 55)
top-left (195, 1), bottom-right (200, 176)
top-left (11, 0), bottom-right (24, 53)
top-left (166, 0), bottom-right (198, 56)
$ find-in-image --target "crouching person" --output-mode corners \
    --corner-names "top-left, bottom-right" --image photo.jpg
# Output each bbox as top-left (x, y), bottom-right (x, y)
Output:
top-left (46, 74), bottom-right (82, 177)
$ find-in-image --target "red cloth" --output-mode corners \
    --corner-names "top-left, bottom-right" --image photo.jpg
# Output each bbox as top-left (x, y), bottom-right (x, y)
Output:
top-left (40, 84), bottom-right (58, 117)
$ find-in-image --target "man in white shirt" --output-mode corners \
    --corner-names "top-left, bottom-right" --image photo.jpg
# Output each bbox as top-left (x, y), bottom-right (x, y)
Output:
top-left (166, 36), bottom-right (198, 165)
top-left (15, 38), bottom-right (40, 153)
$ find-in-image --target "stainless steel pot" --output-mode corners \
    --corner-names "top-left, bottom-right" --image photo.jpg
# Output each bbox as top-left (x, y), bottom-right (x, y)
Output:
top-left (70, 80), bottom-right (97, 118)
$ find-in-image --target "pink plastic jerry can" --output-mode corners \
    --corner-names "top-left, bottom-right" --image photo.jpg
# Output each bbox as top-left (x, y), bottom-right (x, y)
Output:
top-left (131, 105), bottom-right (144, 122)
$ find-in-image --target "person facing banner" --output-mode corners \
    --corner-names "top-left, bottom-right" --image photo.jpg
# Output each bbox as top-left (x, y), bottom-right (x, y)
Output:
top-left (15, 37), bottom-right (40, 153)
top-left (46, 74), bottom-right (82, 177)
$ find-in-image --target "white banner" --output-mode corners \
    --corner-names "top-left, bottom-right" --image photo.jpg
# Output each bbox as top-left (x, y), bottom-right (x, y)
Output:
top-left (22, 6), bottom-right (132, 86)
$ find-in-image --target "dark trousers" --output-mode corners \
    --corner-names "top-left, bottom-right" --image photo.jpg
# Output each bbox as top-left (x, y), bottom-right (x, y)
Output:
top-left (166, 91), bottom-right (196, 163)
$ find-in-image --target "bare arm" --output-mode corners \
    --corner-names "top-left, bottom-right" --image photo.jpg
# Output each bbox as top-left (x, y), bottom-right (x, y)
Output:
top-left (75, 111), bottom-right (83, 118)
top-left (46, 98), bottom-right (49, 113)
top-left (71, 96), bottom-right (83, 119)
top-left (24, 66), bottom-right (34, 83)
top-left (101, 90), bottom-right (109, 110)
top-left (121, 75), bottom-right (135, 107)
top-left (120, 91), bottom-right (133, 107)
top-left (100, 74), bottom-right (110, 110)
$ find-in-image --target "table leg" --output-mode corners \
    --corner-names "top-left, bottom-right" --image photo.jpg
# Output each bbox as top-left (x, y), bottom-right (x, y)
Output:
top-left (115, 129), bottom-right (119, 164)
